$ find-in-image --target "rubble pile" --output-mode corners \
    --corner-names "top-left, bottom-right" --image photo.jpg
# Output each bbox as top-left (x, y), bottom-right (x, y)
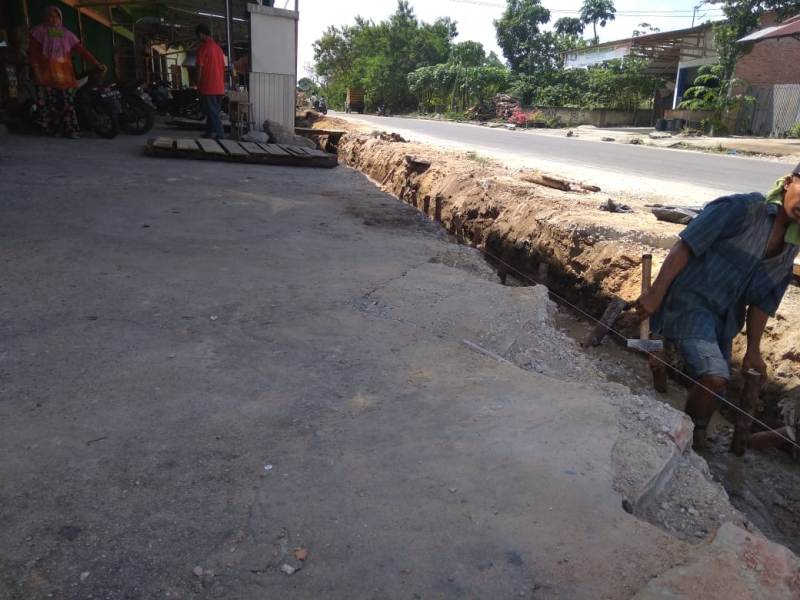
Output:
top-left (492, 93), bottom-right (520, 121)
top-left (464, 102), bottom-right (494, 122)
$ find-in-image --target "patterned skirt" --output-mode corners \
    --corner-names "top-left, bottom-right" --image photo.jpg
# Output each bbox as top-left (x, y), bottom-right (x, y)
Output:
top-left (36, 87), bottom-right (79, 137)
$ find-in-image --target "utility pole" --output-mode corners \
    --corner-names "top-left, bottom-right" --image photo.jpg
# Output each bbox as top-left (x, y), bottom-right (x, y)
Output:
top-left (224, 0), bottom-right (234, 89)
top-left (692, 2), bottom-right (706, 27)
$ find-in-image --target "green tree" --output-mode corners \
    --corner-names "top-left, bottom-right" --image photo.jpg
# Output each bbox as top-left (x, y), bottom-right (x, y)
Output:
top-left (677, 62), bottom-right (754, 134)
top-left (494, 0), bottom-right (551, 75)
top-left (297, 77), bottom-right (320, 95)
top-left (580, 0), bottom-right (616, 44)
top-left (554, 16), bottom-right (585, 36)
top-left (408, 63), bottom-right (511, 113)
top-left (449, 41), bottom-right (487, 67)
top-left (311, 1), bottom-right (457, 111)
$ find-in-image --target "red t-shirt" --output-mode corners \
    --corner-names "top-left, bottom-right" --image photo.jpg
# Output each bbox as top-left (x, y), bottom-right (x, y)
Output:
top-left (196, 38), bottom-right (225, 96)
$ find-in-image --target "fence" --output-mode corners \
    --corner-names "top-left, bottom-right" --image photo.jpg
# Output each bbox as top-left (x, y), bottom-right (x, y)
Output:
top-left (739, 84), bottom-right (800, 137)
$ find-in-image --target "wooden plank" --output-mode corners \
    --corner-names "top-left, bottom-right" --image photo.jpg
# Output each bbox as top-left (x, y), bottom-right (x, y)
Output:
top-left (260, 143), bottom-right (290, 156)
top-left (238, 141), bottom-right (267, 155)
top-left (153, 137), bottom-right (174, 149)
top-left (218, 139), bottom-right (249, 156)
top-left (280, 145), bottom-right (311, 157)
top-left (196, 138), bottom-right (226, 155)
top-left (176, 138), bottom-right (199, 152)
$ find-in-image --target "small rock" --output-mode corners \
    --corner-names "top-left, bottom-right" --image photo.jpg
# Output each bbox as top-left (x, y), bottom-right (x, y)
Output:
top-left (280, 563), bottom-right (297, 575)
top-left (192, 566), bottom-right (204, 577)
top-left (294, 547), bottom-right (308, 561)
top-left (601, 136), bottom-right (615, 142)
top-left (80, 572), bottom-right (90, 582)
top-left (210, 315), bottom-right (218, 321)
top-left (638, 412), bottom-right (648, 421)
top-left (629, 137), bottom-right (642, 145)
top-left (566, 130), bottom-right (574, 137)
top-left (687, 507), bottom-right (699, 517)
top-left (449, 487), bottom-right (458, 494)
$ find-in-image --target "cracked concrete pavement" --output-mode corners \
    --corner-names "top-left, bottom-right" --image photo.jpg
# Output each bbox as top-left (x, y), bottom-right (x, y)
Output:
top-left (0, 131), bottom-right (796, 599)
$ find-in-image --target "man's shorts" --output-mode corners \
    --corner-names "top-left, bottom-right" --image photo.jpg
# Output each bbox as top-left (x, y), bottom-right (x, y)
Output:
top-left (674, 337), bottom-right (732, 380)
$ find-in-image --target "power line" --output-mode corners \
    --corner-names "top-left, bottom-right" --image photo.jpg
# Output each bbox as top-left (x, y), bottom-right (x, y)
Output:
top-left (446, 0), bottom-right (724, 17)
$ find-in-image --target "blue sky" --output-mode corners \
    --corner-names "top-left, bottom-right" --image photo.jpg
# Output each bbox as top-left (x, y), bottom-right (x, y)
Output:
top-left (296, 0), bottom-right (726, 76)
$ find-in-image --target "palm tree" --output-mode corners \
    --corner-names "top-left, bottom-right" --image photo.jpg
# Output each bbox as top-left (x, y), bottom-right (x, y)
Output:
top-left (580, 0), bottom-right (616, 44)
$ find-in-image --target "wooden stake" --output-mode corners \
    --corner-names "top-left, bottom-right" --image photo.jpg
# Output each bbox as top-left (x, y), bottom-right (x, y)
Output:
top-left (731, 369), bottom-right (762, 456)
top-left (582, 297), bottom-right (627, 347)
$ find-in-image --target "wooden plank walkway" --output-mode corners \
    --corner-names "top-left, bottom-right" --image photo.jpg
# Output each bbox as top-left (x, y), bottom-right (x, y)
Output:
top-left (145, 137), bottom-right (337, 168)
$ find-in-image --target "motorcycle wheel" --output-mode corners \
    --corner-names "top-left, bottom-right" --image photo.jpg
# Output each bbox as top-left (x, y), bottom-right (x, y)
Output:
top-left (120, 101), bottom-right (155, 134)
top-left (93, 106), bottom-right (120, 139)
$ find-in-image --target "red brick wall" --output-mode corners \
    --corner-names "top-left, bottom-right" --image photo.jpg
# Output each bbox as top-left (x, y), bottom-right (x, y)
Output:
top-left (734, 37), bottom-right (800, 87)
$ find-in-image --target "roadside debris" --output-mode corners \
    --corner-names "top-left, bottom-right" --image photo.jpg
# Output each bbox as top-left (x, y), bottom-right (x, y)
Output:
top-left (648, 205), bottom-right (701, 225)
top-left (566, 130), bottom-right (575, 137)
top-left (649, 132), bottom-right (673, 140)
top-left (280, 563), bottom-right (298, 575)
top-left (520, 171), bottom-right (570, 192)
top-left (629, 137), bottom-right (643, 145)
top-left (371, 131), bottom-right (407, 143)
top-left (601, 137), bottom-right (616, 142)
top-left (192, 566), bottom-right (204, 577)
top-left (294, 547), bottom-right (308, 561)
top-left (599, 198), bottom-right (632, 213)
top-left (263, 119), bottom-right (317, 149)
top-left (493, 93), bottom-right (520, 121)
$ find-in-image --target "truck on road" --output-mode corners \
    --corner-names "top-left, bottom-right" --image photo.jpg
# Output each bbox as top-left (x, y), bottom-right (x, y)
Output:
top-left (346, 88), bottom-right (365, 114)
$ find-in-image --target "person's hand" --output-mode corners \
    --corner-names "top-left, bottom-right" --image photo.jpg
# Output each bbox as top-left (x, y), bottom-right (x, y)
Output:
top-left (742, 349), bottom-right (767, 379)
top-left (97, 63), bottom-right (108, 74)
top-left (633, 288), bottom-right (664, 321)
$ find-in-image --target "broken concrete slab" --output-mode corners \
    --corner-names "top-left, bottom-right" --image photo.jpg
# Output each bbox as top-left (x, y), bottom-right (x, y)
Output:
top-left (633, 522), bottom-right (800, 599)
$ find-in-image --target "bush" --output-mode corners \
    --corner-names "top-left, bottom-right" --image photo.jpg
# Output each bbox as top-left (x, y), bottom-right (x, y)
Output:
top-left (787, 122), bottom-right (800, 139)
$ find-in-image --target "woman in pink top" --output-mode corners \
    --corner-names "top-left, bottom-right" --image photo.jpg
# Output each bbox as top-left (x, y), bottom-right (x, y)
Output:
top-left (29, 6), bottom-right (105, 138)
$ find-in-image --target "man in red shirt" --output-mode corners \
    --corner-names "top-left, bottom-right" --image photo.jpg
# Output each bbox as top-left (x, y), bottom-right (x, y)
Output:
top-left (195, 24), bottom-right (226, 140)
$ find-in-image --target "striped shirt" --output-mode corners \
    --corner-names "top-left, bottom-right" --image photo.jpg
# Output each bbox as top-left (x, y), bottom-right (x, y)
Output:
top-left (652, 193), bottom-right (799, 346)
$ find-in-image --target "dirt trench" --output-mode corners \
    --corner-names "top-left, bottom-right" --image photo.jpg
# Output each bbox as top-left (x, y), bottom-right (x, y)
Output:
top-left (328, 125), bottom-right (800, 422)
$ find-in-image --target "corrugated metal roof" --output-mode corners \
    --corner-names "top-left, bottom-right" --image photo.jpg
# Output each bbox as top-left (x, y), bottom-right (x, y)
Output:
top-left (738, 15), bottom-right (800, 42)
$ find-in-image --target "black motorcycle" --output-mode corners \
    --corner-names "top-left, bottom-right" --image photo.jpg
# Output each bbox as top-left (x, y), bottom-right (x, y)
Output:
top-left (75, 69), bottom-right (122, 138)
top-left (318, 99), bottom-right (328, 115)
top-left (118, 81), bottom-right (156, 135)
top-left (147, 80), bottom-right (173, 115)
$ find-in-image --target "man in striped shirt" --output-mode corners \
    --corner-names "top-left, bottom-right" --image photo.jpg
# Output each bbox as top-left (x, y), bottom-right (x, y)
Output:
top-left (636, 166), bottom-right (800, 449)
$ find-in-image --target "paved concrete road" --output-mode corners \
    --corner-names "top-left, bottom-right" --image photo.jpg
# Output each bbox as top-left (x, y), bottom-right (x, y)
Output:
top-left (340, 113), bottom-right (790, 197)
top-left (0, 131), bottom-right (700, 599)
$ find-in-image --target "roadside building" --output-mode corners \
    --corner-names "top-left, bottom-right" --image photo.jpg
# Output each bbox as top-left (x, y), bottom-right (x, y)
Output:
top-left (735, 14), bottom-right (800, 137)
top-left (1, 0), bottom-right (298, 133)
top-left (564, 23), bottom-right (717, 115)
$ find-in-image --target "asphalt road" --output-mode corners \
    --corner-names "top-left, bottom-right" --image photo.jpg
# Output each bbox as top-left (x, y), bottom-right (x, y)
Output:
top-left (341, 113), bottom-right (791, 196)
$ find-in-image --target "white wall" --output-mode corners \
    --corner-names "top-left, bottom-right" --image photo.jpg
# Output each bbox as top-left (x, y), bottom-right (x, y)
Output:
top-left (248, 3), bottom-right (297, 130)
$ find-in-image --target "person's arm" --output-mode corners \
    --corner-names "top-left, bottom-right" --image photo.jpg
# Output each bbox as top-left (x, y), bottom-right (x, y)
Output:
top-left (743, 305), bottom-right (769, 378)
top-left (72, 43), bottom-right (105, 71)
top-left (635, 240), bottom-right (691, 318)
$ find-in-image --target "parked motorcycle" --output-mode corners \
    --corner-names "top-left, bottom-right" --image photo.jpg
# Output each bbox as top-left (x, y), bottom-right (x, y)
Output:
top-left (118, 81), bottom-right (156, 135)
top-left (318, 99), bottom-right (328, 115)
top-left (75, 68), bottom-right (122, 138)
top-left (147, 80), bottom-right (173, 115)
